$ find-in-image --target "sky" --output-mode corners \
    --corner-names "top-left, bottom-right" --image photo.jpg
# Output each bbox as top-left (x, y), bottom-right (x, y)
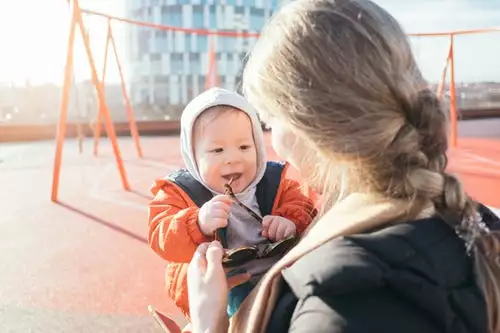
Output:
top-left (0, 0), bottom-right (125, 86)
top-left (0, 0), bottom-right (498, 85)
top-left (376, 0), bottom-right (500, 82)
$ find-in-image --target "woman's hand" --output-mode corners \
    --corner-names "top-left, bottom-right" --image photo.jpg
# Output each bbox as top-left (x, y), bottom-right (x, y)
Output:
top-left (187, 241), bottom-right (251, 333)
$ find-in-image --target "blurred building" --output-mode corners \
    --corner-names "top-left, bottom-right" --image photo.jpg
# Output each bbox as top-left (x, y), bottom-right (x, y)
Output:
top-left (0, 81), bottom-right (125, 124)
top-left (124, 0), bottom-right (281, 110)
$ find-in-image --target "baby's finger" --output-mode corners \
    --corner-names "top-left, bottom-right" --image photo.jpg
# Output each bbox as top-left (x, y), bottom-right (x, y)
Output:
top-left (211, 217), bottom-right (228, 229)
top-left (211, 208), bottom-right (229, 220)
top-left (267, 219), bottom-right (279, 241)
top-left (275, 222), bottom-right (288, 241)
top-left (260, 219), bottom-right (270, 238)
top-left (261, 215), bottom-right (273, 228)
top-left (212, 195), bottom-right (234, 205)
top-left (212, 202), bottom-right (232, 214)
top-left (284, 225), bottom-right (296, 238)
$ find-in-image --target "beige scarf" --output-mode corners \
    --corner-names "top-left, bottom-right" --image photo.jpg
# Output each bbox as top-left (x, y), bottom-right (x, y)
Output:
top-left (228, 193), bottom-right (433, 333)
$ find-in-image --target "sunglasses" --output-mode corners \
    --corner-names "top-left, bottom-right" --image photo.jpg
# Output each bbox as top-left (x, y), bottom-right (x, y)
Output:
top-left (215, 179), bottom-right (297, 268)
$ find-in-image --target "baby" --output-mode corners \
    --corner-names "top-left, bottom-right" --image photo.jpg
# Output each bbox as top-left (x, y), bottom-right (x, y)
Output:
top-left (148, 87), bottom-right (316, 319)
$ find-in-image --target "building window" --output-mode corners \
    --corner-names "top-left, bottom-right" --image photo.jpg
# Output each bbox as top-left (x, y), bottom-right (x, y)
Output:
top-left (157, 40), bottom-right (169, 53)
top-left (140, 88), bottom-right (150, 104)
top-left (221, 35), bottom-right (236, 52)
top-left (189, 53), bottom-right (201, 75)
top-left (169, 80), bottom-right (180, 105)
top-left (138, 29), bottom-right (151, 56)
top-left (220, 76), bottom-right (226, 88)
top-left (172, 32), bottom-right (184, 52)
top-left (162, 5), bottom-right (182, 26)
top-left (227, 53), bottom-right (235, 74)
top-left (234, 6), bottom-right (244, 15)
top-left (209, 5), bottom-right (216, 29)
top-left (171, 53), bottom-right (184, 74)
top-left (185, 74), bottom-right (193, 86)
top-left (154, 87), bottom-right (168, 105)
top-left (193, 5), bottom-right (204, 29)
top-left (155, 30), bottom-right (168, 53)
top-left (196, 35), bottom-right (208, 52)
top-left (249, 7), bottom-right (265, 31)
top-left (132, 9), bottom-right (142, 19)
top-left (198, 75), bottom-right (206, 90)
top-left (155, 30), bottom-right (167, 38)
top-left (154, 75), bottom-right (169, 84)
top-left (186, 74), bottom-right (195, 100)
top-left (185, 34), bottom-right (191, 52)
top-left (151, 53), bottom-right (162, 61)
top-left (161, 6), bottom-right (168, 24)
top-left (186, 87), bottom-right (195, 101)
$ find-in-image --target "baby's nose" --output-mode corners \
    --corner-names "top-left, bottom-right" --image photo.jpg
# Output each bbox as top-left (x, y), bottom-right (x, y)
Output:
top-left (224, 152), bottom-right (242, 164)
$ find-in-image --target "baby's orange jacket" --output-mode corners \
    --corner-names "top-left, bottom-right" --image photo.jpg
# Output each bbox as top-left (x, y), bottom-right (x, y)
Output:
top-left (148, 162), bottom-right (317, 319)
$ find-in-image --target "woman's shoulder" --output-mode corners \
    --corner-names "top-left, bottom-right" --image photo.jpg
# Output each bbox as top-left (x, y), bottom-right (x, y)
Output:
top-left (280, 215), bottom-right (489, 333)
top-left (283, 213), bottom-right (496, 295)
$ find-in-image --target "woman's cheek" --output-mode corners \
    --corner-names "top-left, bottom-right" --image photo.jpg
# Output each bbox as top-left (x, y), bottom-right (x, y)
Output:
top-left (271, 123), bottom-right (303, 166)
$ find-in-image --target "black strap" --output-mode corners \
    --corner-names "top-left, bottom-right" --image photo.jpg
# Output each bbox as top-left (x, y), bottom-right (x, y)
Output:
top-left (256, 161), bottom-right (286, 216)
top-left (166, 169), bottom-right (213, 208)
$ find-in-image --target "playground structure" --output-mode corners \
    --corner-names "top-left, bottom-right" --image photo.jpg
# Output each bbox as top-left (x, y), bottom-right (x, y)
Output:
top-left (51, 0), bottom-right (500, 203)
top-left (1, 3), bottom-right (500, 330)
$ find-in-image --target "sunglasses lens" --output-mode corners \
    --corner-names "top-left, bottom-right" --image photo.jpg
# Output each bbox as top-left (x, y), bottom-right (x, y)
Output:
top-left (222, 247), bottom-right (257, 267)
top-left (264, 236), bottom-right (296, 258)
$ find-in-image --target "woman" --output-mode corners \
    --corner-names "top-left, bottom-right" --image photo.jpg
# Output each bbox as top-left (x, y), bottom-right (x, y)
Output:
top-left (187, 0), bottom-right (500, 332)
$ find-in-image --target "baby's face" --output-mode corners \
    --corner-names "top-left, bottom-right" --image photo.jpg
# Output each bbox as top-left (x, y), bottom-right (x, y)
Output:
top-left (194, 107), bottom-right (258, 194)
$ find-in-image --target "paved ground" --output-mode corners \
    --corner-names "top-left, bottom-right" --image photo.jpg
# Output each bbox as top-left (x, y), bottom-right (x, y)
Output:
top-left (0, 134), bottom-right (499, 332)
top-left (0, 138), bottom-right (186, 332)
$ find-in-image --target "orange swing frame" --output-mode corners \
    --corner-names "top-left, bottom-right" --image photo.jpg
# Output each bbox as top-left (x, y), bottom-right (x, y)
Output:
top-left (51, 0), bottom-right (500, 202)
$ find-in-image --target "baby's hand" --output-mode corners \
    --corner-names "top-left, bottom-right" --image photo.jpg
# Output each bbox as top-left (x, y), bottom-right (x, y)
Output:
top-left (261, 216), bottom-right (296, 242)
top-left (198, 195), bottom-right (233, 236)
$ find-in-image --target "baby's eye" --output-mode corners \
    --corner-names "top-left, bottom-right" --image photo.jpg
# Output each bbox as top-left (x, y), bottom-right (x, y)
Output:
top-left (210, 148), bottom-right (223, 153)
top-left (240, 145), bottom-right (252, 150)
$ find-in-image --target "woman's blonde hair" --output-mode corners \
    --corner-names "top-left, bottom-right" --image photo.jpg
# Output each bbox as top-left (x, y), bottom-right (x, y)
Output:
top-left (242, 0), bottom-right (500, 331)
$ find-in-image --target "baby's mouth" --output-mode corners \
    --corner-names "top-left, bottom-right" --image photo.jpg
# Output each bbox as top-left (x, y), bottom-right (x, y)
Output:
top-left (222, 173), bottom-right (242, 183)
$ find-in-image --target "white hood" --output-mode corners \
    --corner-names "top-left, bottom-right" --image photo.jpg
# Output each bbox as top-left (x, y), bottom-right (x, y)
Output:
top-left (180, 87), bottom-right (267, 199)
